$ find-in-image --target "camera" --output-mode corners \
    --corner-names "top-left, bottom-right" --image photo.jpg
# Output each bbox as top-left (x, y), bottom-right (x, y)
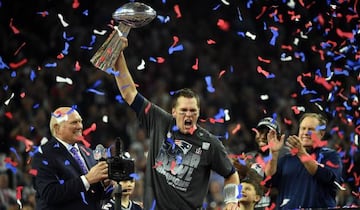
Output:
top-left (107, 137), bottom-right (135, 182)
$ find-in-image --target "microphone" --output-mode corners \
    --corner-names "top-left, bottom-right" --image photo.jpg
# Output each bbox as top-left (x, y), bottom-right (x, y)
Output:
top-left (93, 144), bottom-right (107, 161)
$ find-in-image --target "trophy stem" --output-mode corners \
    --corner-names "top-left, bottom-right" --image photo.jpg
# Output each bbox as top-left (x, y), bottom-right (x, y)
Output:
top-left (90, 23), bottom-right (131, 71)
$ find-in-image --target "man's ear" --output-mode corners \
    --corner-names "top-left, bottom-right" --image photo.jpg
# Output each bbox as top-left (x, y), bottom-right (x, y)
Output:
top-left (53, 124), bottom-right (59, 135)
top-left (172, 108), bottom-right (176, 117)
top-left (254, 194), bottom-right (261, 203)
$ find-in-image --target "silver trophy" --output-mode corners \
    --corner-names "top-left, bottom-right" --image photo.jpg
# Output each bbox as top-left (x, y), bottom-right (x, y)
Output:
top-left (90, 2), bottom-right (156, 71)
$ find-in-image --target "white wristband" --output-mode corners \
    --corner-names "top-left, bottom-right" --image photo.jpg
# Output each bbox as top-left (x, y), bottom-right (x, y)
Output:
top-left (223, 184), bottom-right (239, 204)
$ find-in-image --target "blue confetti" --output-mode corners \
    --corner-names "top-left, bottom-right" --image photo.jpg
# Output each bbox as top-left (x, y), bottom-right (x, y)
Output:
top-left (105, 68), bottom-right (120, 76)
top-left (80, 192), bottom-right (88, 205)
top-left (269, 27), bottom-right (278, 46)
top-left (150, 200), bottom-right (156, 210)
top-left (30, 69), bottom-right (36, 81)
top-left (62, 32), bottom-right (74, 41)
top-left (175, 155), bottom-right (182, 164)
top-left (45, 63), bottom-right (57, 68)
top-left (205, 76), bottom-right (215, 93)
top-left (212, 4), bottom-right (221, 10)
top-left (11, 71), bottom-right (16, 77)
top-left (42, 160), bottom-right (49, 165)
top-left (87, 88), bottom-right (105, 95)
top-left (61, 42), bottom-right (70, 55)
top-left (130, 173), bottom-right (140, 180)
top-left (0, 56), bottom-right (9, 69)
top-left (149, 57), bottom-right (157, 62)
top-left (83, 10), bottom-right (88, 16)
top-left (33, 103), bottom-right (40, 109)
top-left (168, 45), bottom-right (184, 54)
top-left (115, 95), bottom-right (124, 103)
top-left (59, 179), bottom-right (64, 184)
top-left (64, 160), bottom-right (70, 165)
top-left (157, 15), bottom-right (170, 23)
top-left (237, 185), bottom-right (243, 198)
top-left (5, 163), bottom-right (17, 174)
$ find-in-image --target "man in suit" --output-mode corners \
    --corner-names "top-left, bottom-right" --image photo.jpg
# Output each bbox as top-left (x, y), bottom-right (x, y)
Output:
top-left (31, 106), bottom-right (110, 210)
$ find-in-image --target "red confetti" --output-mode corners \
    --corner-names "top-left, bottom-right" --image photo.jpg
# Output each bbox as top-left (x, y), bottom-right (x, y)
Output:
top-left (16, 186), bottom-right (23, 200)
top-left (217, 19), bottom-right (230, 31)
top-left (281, 45), bottom-right (293, 51)
top-left (145, 103), bottom-right (152, 114)
top-left (192, 58), bottom-right (198, 70)
top-left (14, 42), bottom-right (26, 56)
top-left (258, 56), bottom-right (271, 63)
top-left (156, 57), bottom-right (165, 63)
top-left (290, 148), bottom-right (299, 155)
top-left (20, 92), bottom-right (25, 98)
top-left (57, 53), bottom-right (64, 59)
top-left (173, 4), bottom-right (182, 18)
top-left (257, 66), bottom-right (270, 77)
top-left (170, 160), bottom-right (176, 175)
top-left (72, 0), bottom-right (80, 9)
top-left (314, 76), bottom-right (333, 91)
top-left (231, 123), bottom-right (241, 134)
top-left (74, 61), bottom-right (81, 71)
top-left (4, 157), bottom-right (18, 167)
top-left (260, 175), bottom-right (272, 186)
top-left (260, 145), bottom-right (270, 152)
top-left (9, 58), bottom-right (28, 69)
top-left (9, 18), bottom-right (20, 34)
top-left (218, 70), bottom-right (226, 79)
top-left (256, 6), bottom-right (267, 19)
top-left (80, 146), bottom-right (90, 156)
top-left (171, 36), bottom-right (179, 47)
top-left (336, 28), bottom-right (354, 39)
top-left (283, 118), bottom-right (292, 125)
top-left (28, 168), bottom-right (38, 176)
top-left (76, 136), bottom-right (90, 148)
top-left (5, 112), bottom-right (13, 119)
top-left (152, 161), bottom-right (163, 168)
top-left (15, 135), bottom-right (34, 152)
top-left (83, 123), bottom-right (96, 136)
top-left (207, 39), bottom-right (216, 45)
top-left (325, 160), bottom-right (340, 168)
top-left (291, 106), bottom-right (301, 115)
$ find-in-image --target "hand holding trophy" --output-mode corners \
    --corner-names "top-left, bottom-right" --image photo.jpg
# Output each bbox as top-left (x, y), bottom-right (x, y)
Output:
top-left (91, 2), bottom-right (156, 71)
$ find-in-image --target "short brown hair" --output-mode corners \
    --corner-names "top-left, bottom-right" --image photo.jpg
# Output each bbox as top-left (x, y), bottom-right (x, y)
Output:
top-left (171, 88), bottom-right (200, 109)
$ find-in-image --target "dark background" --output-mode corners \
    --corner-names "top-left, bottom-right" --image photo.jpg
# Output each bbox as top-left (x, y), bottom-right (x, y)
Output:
top-left (0, 0), bottom-right (359, 207)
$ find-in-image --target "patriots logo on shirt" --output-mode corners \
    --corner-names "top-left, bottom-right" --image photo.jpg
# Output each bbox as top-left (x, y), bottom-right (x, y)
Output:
top-left (166, 139), bottom-right (192, 156)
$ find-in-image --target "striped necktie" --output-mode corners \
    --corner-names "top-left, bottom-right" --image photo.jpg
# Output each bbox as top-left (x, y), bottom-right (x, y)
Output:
top-left (70, 146), bottom-right (89, 174)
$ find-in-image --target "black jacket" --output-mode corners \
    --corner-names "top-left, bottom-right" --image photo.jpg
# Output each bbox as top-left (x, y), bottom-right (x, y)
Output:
top-left (31, 138), bottom-right (108, 210)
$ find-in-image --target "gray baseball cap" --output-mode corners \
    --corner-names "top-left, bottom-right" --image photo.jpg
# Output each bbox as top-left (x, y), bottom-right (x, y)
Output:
top-left (256, 117), bottom-right (281, 134)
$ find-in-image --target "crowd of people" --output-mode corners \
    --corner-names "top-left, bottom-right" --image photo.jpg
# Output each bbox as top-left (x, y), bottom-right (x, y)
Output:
top-left (0, 0), bottom-right (359, 209)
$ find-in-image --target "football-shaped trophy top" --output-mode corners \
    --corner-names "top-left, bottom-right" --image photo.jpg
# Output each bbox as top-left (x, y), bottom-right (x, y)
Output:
top-left (112, 2), bottom-right (157, 28)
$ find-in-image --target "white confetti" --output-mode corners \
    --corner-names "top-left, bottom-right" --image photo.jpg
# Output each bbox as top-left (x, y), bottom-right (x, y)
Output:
top-left (4, 92), bottom-right (14, 105)
top-left (56, 76), bottom-right (73, 85)
top-left (245, 31), bottom-right (256, 40)
top-left (57, 14), bottom-right (69, 27)
top-left (224, 109), bottom-right (230, 121)
top-left (260, 94), bottom-right (269, 100)
top-left (93, 29), bottom-right (107, 35)
top-left (102, 115), bottom-right (108, 123)
top-left (137, 59), bottom-right (145, 70)
top-left (221, 0), bottom-right (230, 5)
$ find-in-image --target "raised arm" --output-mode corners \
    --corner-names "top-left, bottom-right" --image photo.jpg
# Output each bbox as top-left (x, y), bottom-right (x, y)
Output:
top-left (264, 129), bottom-right (284, 177)
top-left (113, 37), bottom-right (138, 105)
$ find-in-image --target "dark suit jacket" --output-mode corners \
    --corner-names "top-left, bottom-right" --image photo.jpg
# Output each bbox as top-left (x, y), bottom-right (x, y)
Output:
top-left (31, 138), bottom-right (109, 210)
